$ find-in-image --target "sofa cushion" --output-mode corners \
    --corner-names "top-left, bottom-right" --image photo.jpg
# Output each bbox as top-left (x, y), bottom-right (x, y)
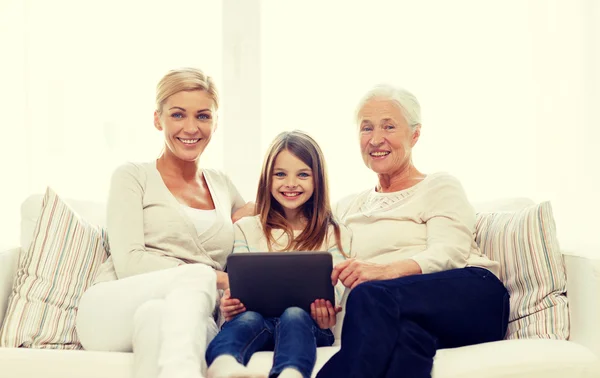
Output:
top-left (0, 340), bottom-right (596, 378)
top-left (248, 339), bottom-right (597, 378)
top-left (0, 247), bottom-right (20, 329)
top-left (0, 347), bottom-right (131, 378)
top-left (0, 188), bottom-right (109, 349)
top-left (20, 194), bottom-right (107, 254)
top-left (475, 201), bottom-right (569, 339)
top-left (472, 197), bottom-right (535, 213)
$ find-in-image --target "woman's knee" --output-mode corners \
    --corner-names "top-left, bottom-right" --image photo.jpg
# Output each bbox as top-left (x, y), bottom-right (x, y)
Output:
top-left (133, 299), bottom-right (164, 326)
top-left (76, 285), bottom-right (132, 352)
top-left (347, 281), bottom-right (391, 309)
top-left (171, 263), bottom-right (217, 288)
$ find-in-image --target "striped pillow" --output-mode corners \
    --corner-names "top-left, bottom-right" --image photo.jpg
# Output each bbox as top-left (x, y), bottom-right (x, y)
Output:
top-left (0, 187), bottom-right (108, 349)
top-left (475, 201), bottom-right (569, 340)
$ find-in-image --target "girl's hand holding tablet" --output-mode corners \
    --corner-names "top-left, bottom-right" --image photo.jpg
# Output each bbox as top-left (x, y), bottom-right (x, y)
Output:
top-left (220, 289), bottom-right (246, 321)
top-left (310, 299), bottom-right (342, 329)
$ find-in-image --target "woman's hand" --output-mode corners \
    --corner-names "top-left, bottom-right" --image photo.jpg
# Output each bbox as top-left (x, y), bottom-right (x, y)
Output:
top-left (332, 258), bottom-right (422, 289)
top-left (310, 299), bottom-right (341, 329)
top-left (220, 289), bottom-right (246, 321)
top-left (231, 202), bottom-right (256, 224)
top-left (332, 258), bottom-right (392, 289)
top-left (215, 271), bottom-right (230, 291)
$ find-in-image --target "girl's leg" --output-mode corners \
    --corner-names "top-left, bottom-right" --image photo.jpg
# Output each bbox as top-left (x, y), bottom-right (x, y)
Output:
top-left (316, 267), bottom-right (510, 378)
top-left (271, 307), bottom-right (334, 378)
top-left (205, 311), bottom-right (273, 378)
top-left (76, 264), bottom-right (218, 378)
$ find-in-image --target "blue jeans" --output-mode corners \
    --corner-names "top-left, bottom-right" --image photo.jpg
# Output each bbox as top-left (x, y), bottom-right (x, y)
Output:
top-left (316, 267), bottom-right (510, 378)
top-left (206, 307), bottom-right (334, 378)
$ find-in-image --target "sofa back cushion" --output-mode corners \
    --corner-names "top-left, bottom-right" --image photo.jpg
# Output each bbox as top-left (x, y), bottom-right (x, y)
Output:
top-left (1, 188), bottom-right (109, 349)
top-left (0, 248), bottom-right (19, 330)
top-left (475, 201), bottom-right (569, 339)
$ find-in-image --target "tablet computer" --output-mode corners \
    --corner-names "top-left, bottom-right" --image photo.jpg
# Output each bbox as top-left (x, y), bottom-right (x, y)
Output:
top-left (226, 252), bottom-right (335, 318)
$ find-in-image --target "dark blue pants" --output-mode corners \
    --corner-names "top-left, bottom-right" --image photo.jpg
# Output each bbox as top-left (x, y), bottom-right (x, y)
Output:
top-left (316, 267), bottom-right (510, 378)
top-left (206, 307), bottom-right (334, 378)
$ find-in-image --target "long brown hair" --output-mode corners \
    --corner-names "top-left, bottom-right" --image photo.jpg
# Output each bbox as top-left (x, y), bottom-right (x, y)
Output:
top-left (255, 130), bottom-right (347, 256)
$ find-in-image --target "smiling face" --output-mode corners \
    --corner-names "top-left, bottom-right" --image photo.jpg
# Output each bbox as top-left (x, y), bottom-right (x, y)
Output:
top-left (154, 90), bottom-right (217, 162)
top-left (270, 149), bottom-right (315, 219)
top-left (358, 98), bottom-right (420, 176)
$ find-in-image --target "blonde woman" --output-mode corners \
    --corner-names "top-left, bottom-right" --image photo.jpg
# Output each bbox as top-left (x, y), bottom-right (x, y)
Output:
top-left (76, 68), bottom-right (253, 378)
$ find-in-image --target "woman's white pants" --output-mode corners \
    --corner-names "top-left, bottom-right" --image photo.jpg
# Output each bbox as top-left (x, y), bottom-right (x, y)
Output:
top-left (76, 264), bottom-right (219, 378)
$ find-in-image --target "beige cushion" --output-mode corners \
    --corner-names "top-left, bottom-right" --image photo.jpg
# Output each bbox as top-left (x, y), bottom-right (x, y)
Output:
top-left (475, 201), bottom-right (569, 339)
top-left (0, 188), bottom-right (109, 349)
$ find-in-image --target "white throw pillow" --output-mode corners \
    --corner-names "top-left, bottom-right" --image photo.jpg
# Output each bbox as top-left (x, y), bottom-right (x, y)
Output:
top-left (0, 187), bottom-right (109, 349)
top-left (475, 201), bottom-right (569, 340)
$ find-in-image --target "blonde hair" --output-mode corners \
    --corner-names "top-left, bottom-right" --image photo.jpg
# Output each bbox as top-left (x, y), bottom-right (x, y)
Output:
top-left (155, 67), bottom-right (219, 113)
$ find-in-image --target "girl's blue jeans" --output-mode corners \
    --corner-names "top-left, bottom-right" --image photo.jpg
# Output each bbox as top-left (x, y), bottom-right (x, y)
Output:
top-left (206, 307), bottom-right (334, 378)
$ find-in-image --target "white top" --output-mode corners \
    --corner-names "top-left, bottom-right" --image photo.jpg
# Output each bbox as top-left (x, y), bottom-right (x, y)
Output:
top-left (232, 215), bottom-right (353, 305)
top-left (335, 172), bottom-right (500, 277)
top-left (180, 204), bottom-right (217, 236)
top-left (93, 161), bottom-right (246, 284)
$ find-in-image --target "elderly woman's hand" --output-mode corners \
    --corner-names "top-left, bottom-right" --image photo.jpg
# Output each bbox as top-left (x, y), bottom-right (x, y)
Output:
top-left (332, 258), bottom-right (422, 289)
top-left (231, 201), bottom-right (256, 224)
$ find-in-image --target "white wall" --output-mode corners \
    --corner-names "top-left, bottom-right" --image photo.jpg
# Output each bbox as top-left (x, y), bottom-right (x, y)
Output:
top-left (1, 0), bottom-right (597, 253)
top-left (258, 0), bottom-right (598, 250)
top-left (0, 0), bottom-right (223, 246)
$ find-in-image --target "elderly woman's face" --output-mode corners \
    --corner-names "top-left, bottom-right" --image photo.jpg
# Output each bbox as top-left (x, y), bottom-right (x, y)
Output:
top-left (357, 98), bottom-right (418, 175)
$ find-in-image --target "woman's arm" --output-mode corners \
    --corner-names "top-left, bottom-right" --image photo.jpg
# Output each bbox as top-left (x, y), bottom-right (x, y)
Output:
top-left (226, 174), bottom-right (256, 223)
top-left (332, 175), bottom-right (475, 287)
top-left (409, 175), bottom-right (475, 275)
top-left (108, 163), bottom-right (183, 279)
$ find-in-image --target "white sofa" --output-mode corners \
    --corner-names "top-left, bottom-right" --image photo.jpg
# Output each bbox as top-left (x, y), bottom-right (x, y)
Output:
top-left (1, 195), bottom-right (599, 378)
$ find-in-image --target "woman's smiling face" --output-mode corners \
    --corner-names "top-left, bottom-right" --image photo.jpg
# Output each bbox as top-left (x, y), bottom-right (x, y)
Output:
top-left (154, 90), bottom-right (217, 162)
top-left (358, 98), bottom-right (420, 176)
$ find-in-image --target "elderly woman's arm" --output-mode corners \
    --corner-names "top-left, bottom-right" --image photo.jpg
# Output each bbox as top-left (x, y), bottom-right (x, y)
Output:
top-left (408, 175), bottom-right (475, 274)
top-left (333, 175), bottom-right (476, 288)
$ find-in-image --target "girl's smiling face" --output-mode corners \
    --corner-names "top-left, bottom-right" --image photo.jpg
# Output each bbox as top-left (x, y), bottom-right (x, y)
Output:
top-left (270, 149), bottom-right (315, 220)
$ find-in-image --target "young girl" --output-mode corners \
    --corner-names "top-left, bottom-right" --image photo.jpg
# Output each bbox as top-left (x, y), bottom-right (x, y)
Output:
top-left (205, 131), bottom-right (352, 378)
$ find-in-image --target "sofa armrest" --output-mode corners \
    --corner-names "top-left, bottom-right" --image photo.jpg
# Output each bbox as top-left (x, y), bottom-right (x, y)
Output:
top-left (0, 246), bottom-right (20, 328)
top-left (563, 247), bottom-right (600, 358)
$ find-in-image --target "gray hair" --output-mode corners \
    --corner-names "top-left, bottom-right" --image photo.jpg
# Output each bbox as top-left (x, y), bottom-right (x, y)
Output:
top-left (355, 84), bottom-right (422, 129)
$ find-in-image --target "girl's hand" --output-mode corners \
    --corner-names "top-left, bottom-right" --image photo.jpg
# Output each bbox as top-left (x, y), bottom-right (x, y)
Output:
top-left (310, 299), bottom-right (341, 329)
top-left (221, 289), bottom-right (246, 321)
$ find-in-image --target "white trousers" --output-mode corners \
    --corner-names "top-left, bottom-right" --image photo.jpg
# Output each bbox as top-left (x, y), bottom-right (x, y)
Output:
top-left (76, 264), bottom-right (219, 378)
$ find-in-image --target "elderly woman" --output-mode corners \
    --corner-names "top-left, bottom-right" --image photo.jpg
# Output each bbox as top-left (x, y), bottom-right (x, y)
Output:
top-left (316, 85), bottom-right (509, 378)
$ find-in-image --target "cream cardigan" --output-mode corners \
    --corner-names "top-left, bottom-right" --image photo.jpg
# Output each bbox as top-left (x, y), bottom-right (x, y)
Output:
top-left (93, 161), bottom-right (245, 284)
top-left (334, 172), bottom-right (500, 277)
